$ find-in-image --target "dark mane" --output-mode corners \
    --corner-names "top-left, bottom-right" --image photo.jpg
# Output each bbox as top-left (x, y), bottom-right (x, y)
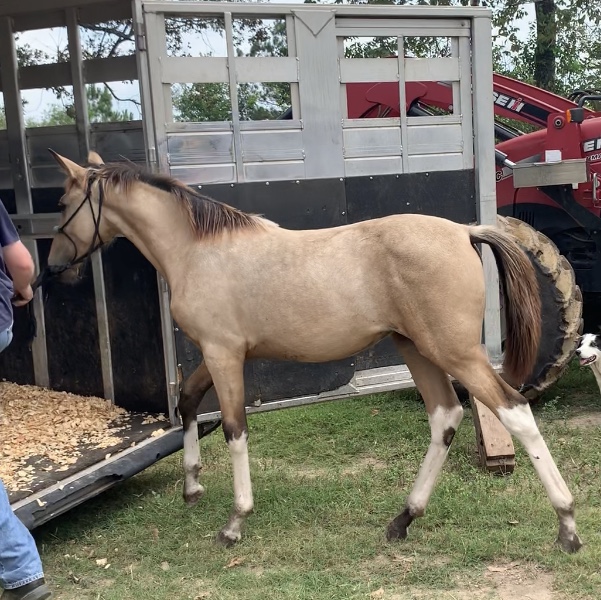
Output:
top-left (94, 161), bottom-right (264, 238)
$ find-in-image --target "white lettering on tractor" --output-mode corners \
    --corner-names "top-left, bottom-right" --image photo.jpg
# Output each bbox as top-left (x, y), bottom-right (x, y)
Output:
top-left (583, 138), bottom-right (601, 154)
top-left (493, 91), bottom-right (525, 113)
top-left (496, 166), bottom-right (513, 182)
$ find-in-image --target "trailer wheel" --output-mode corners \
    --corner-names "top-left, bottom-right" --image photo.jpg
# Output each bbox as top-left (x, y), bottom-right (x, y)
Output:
top-left (496, 215), bottom-right (583, 401)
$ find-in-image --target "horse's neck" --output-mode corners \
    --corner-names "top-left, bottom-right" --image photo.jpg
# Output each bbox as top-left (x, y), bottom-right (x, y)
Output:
top-left (108, 188), bottom-right (195, 287)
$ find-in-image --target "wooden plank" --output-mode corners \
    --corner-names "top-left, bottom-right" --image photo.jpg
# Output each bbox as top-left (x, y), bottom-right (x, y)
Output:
top-left (469, 346), bottom-right (515, 474)
top-left (470, 395), bottom-right (515, 474)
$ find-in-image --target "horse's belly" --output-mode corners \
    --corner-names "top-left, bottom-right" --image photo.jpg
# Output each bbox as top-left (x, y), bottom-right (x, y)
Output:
top-left (248, 328), bottom-right (390, 362)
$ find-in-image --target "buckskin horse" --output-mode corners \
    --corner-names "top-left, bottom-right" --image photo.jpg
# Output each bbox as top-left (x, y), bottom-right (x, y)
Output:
top-left (39, 149), bottom-right (582, 553)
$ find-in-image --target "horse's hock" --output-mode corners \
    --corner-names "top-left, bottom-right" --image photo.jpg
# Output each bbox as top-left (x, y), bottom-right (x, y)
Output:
top-left (0, 0), bottom-right (581, 528)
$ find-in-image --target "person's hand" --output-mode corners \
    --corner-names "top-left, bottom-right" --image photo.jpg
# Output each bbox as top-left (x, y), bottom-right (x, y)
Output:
top-left (12, 284), bottom-right (34, 307)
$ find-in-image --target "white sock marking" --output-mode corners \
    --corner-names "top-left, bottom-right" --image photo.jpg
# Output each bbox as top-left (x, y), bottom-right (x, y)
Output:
top-left (220, 431), bottom-right (254, 541)
top-left (229, 431), bottom-right (253, 515)
top-left (407, 404), bottom-right (464, 515)
top-left (497, 404), bottom-right (573, 513)
top-left (183, 423), bottom-right (203, 496)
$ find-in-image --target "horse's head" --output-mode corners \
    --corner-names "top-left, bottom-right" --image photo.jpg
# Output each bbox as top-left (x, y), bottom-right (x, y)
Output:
top-left (46, 149), bottom-right (117, 283)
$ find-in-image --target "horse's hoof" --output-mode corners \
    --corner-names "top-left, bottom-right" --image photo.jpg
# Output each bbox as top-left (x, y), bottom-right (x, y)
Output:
top-left (183, 484), bottom-right (205, 507)
top-left (386, 520), bottom-right (408, 541)
top-left (386, 507), bottom-right (413, 541)
top-left (557, 532), bottom-right (583, 554)
top-left (216, 529), bottom-right (241, 548)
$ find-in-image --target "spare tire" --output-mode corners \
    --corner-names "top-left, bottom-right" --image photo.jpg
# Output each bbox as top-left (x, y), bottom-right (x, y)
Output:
top-left (496, 215), bottom-right (583, 401)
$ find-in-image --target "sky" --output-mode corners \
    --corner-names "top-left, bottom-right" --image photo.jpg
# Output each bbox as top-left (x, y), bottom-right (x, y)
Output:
top-left (11, 0), bottom-right (535, 124)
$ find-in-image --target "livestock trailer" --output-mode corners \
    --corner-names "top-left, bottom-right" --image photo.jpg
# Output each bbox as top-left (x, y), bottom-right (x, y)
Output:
top-left (0, 0), bottom-right (509, 529)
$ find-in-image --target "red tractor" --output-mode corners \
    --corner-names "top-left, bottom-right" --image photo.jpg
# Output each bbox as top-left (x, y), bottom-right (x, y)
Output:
top-left (345, 74), bottom-right (601, 329)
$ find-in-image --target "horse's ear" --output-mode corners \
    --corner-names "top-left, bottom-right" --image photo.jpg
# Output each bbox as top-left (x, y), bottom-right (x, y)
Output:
top-left (48, 148), bottom-right (86, 184)
top-left (88, 150), bottom-right (104, 166)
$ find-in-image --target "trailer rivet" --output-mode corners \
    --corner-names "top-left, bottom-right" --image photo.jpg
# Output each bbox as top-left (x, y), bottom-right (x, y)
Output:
top-left (266, 182), bottom-right (270, 185)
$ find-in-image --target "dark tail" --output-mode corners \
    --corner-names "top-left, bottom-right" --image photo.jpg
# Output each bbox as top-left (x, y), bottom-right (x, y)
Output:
top-left (469, 224), bottom-right (542, 385)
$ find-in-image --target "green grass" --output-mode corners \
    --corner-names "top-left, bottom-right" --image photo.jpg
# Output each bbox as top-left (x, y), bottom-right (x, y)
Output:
top-left (32, 359), bottom-right (601, 599)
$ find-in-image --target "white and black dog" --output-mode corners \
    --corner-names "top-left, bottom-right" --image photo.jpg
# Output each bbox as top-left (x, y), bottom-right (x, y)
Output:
top-left (575, 333), bottom-right (601, 391)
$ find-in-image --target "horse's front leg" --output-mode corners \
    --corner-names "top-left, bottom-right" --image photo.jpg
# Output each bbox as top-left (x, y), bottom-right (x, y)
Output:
top-left (178, 360), bottom-right (214, 505)
top-left (205, 351), bottom-right (253, 547)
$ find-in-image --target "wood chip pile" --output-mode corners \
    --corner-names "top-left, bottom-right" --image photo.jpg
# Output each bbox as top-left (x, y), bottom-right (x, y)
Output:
top-left (0, 381), bottom-right (168, 494)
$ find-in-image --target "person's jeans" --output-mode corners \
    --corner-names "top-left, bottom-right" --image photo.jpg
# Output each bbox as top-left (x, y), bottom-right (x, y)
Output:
top-left (0, 324), bottom-right (45, 590)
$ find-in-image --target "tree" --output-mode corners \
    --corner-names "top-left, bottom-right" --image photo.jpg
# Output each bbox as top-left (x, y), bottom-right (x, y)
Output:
top-left (26, 85), bottom-right (133, 127)
top-left (173, 18), bottom-right (291, 122)
top-left (534, 0), bottom-right (557, 91)
top-left (332, 0), bottom-right (601, 96)
top-left (6, 1), bottom-right (600, 127)
top-left (488, 0), bottom-right (600, 95)
top-left (87, 85), bottom-right (134, 123)
top-left (173, 82), bottom-right (232, 123)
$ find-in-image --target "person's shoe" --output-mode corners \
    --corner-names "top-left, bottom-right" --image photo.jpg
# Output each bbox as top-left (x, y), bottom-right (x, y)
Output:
top-left (1, 579), bottom-right (52, 600)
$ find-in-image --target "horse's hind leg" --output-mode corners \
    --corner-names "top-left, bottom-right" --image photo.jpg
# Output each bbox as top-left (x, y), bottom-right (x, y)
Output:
top-left (178, 360), bottom-right (214, 505)
top-left (448, 349), bottom-right (582, 553)
top-left (387, 335), bottom-right (464, 541)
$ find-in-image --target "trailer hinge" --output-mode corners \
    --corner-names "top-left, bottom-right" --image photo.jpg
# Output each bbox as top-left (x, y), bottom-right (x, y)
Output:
top-left (136, 22), bottom-right (147, 52)
top-left (160, 277), bottom-right (170, 294)
top-left (148, 146), bottom-right (157, 166)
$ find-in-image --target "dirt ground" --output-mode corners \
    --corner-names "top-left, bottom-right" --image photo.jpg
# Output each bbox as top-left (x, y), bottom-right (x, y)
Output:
top-left (367, 560), bottom-right (554, 600)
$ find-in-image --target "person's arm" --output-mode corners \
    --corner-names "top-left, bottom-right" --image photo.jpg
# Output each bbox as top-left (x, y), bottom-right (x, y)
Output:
top-left (0, 202), bottom-right (35, 305)
top-left (3, 240), bottom-right (35, 300)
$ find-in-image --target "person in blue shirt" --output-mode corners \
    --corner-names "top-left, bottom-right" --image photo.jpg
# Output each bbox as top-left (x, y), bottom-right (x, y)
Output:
top-left (0, 200), bottom-right (52, 600)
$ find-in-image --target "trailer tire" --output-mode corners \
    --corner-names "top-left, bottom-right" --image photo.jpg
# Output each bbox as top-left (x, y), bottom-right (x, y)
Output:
top-left (451, 216), bottom-right (582, 404)
top-left (496, 215), bottom-right (583, 401)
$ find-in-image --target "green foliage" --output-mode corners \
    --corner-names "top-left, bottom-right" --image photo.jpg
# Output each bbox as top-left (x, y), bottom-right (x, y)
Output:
top-left (7, 1), bottom-right (601, 126)
top-left (172, 18), bottom-right (291, 123)
top-left (26, 85), bottom-right (133, 127)
top-left (492, 0), bottom-right (601, 100)
top-left (334, 0), bottom-right (601, 99)
top-left (87, 85), bottom-right (134, 123)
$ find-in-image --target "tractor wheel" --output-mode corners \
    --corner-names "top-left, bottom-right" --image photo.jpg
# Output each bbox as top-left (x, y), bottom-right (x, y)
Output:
top-left (496, 215), bottom-right (583, 401)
